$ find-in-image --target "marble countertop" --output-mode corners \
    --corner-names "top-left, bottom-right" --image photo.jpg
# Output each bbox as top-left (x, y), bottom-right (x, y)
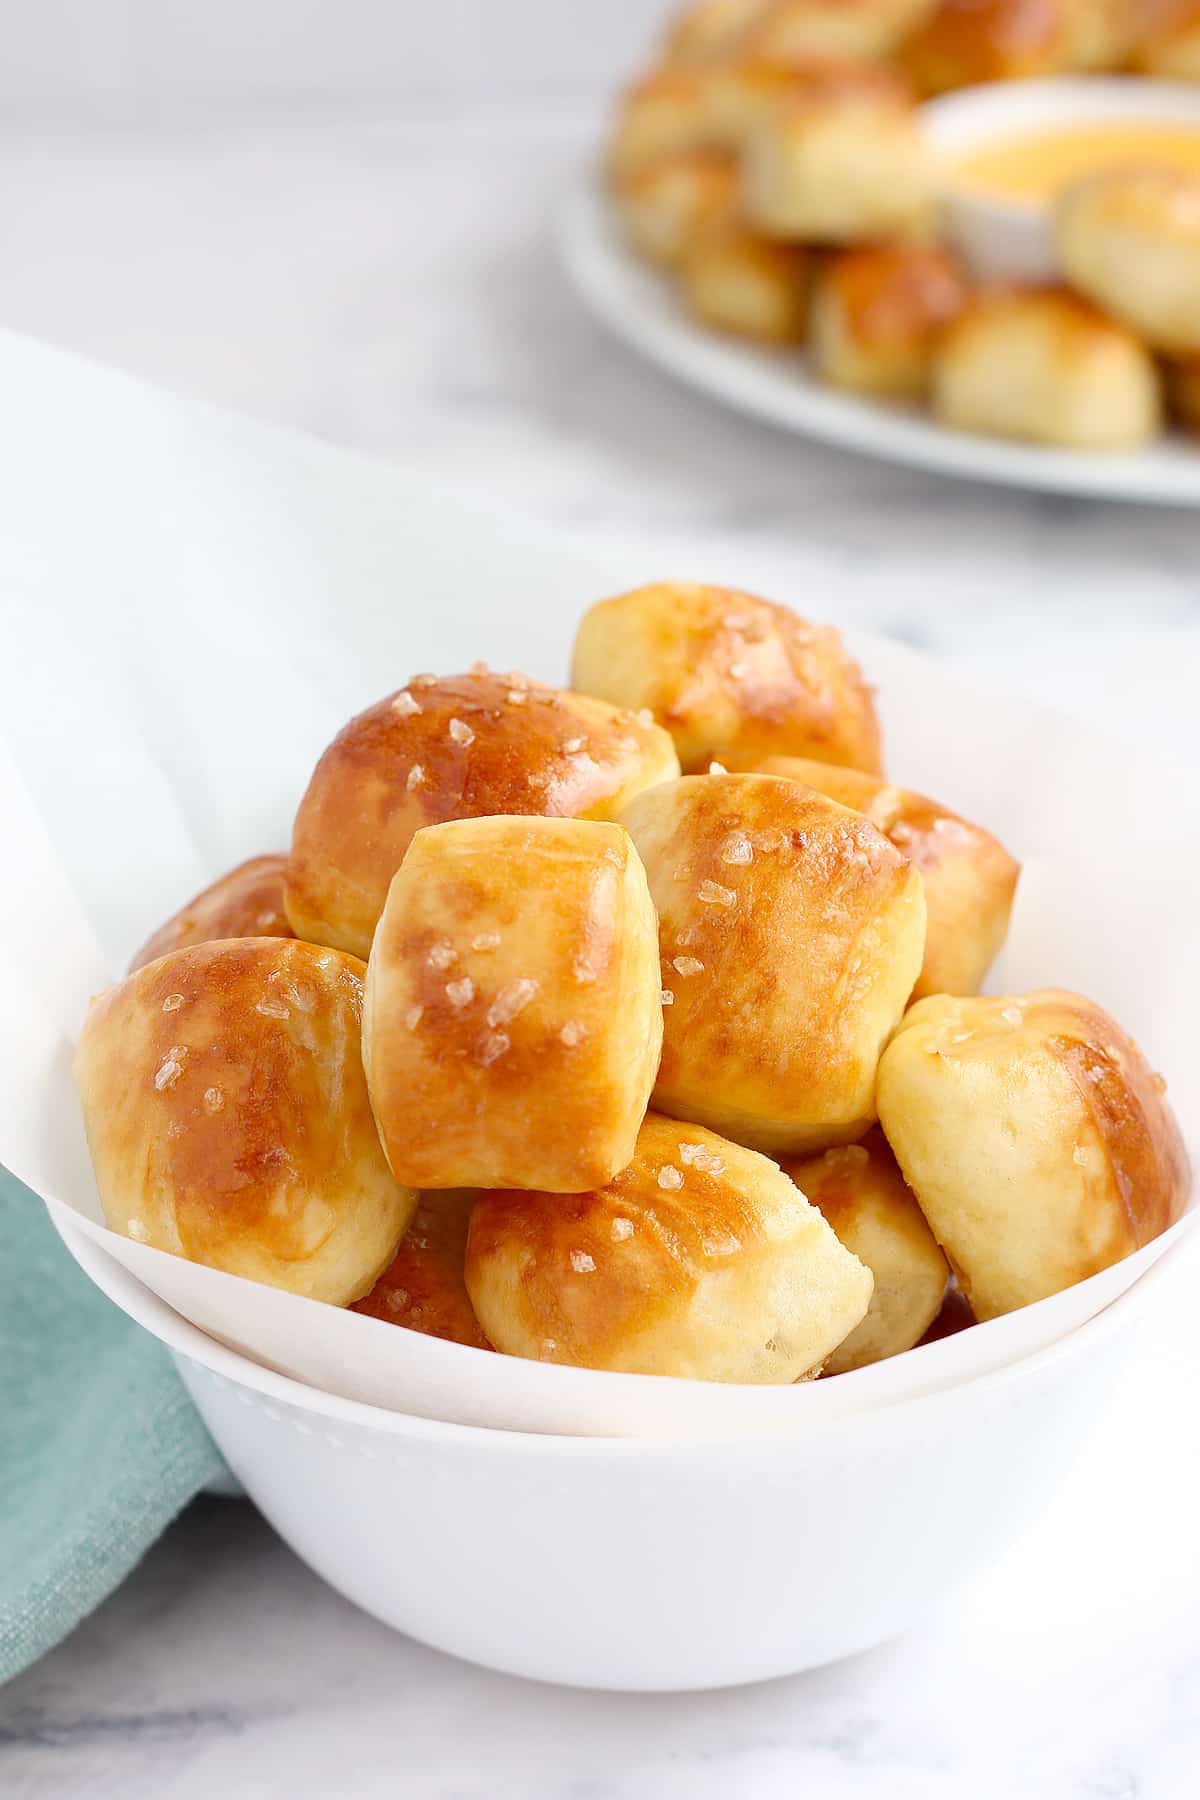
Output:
top-left (0, 95), bottom-right (1198, 1798)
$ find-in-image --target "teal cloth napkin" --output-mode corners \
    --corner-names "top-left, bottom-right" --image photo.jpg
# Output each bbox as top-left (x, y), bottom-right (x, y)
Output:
top-left (0, 1167), bottom-right (227, 1682)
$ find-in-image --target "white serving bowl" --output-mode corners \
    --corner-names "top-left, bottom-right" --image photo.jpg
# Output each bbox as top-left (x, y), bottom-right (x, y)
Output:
top-left (50, 1202), bottom-right (1194, 1692)
top-left (925, 77), bottom-right (1200, 282)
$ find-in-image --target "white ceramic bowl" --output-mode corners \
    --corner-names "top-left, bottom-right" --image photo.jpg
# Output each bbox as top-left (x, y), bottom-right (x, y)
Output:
top-left (51, 1203), bottom-right (1193, 1692)
top-left (925, 77), bottom-right (1200, 282)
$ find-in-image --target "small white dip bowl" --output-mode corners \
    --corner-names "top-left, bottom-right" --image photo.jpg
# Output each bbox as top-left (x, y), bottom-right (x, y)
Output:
top-left (924, 77), bottom-right (1200, 283)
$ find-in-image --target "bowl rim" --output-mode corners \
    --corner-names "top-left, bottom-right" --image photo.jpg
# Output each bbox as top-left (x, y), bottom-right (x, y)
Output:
top-left (52, 1200), bottom-right (1195, 1458)
top-left (923, 74), bottom-right (1200, 151)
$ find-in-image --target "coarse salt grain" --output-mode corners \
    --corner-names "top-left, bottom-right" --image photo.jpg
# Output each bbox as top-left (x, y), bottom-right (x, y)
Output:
top-left (1072, 1146), bottom-right (1088, 1166)
top-left (446, 978), bottom-right (475, 1008)
top-left (475, 1031), bottom-right (510, 1067)
top-left (203, 1086), bottom-right (224, 1114)
top-left (678, 1142), bottom-right (725, 1174)
top-left (570, 1251), bottom-right (596, 1273)
top-left (560, 1020), bottom-right (587, 1047)
top-left (573, 955), bottom-right (596, 984)
top-left (255, 999), bottom-right (290, 1020)
top-left (154, 1051), bottom-right (186, 1091)
top-left (487, 977), bottom-right (539, 1028)
top-left (428, 941), bottom-right (456, 970)
top-left (406, 763), bottom-right (425, 791)
top-left (448, 717), bottom-right (475, 747)
top-left (676, 926), bottom-right (697, 947)
top-left (405, 1005), bottom-right (424, 1030)
top-left (754, 828), bottom-right (786, 853)
top-left (562, 736), bottom-right (585, 754)
top-left (721, 833), bottom-right (752, 866)
top-left (1000, 1005), bottom-right (1023, 1027)
top-left (673, 956), bottom-right (704, 977)
top-left (161, 993), bottom-right (184, 1013)
top-left (384, 1288), bottom-right (411, 1314)
top-left (708, 760), bottom-right (728, 776)
top-left (392, 690), bottom-right (421, 717)
top-left (660, 989), bottom-right (674, 1006)
top-left (127, 1219), bottom-right (149, 1243)
top-left (611, 1217), bottom-right (634, 1241)
top-left (657, 1165), bottom-right (684, 1190)
top-left (698, 879), bottom-right (736, 907)
top-left (506, 688), bottom-right (527, 705)
top-left (471, 932), bottom-right (501, 952)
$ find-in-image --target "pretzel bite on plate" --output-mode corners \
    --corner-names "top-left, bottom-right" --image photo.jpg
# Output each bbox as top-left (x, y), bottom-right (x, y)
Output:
top-left (1133, 1), bottom-right (1200, 77)
top-left (352, 1191), bottom-right (491, 1349)
top-left (608, 67), bottom-right (720, 178)
top-left (877, 991), bottom-right (1191, 1320)
top-left (744, 0), bottom-right (938, 63)
top-left (75, 939), bottom-right (415, 1304)
top-left (362, 816), bottom-right (663, 1193)
top-left (783, 1129), bottom-right (948, 1373)
top-left (743, 756), bottom-right (1018, 998)
top-left (613, 149), bottom-right (738, 268)
top-left (285, 669), bottom-right (678, 959)
top-left (809, 243), bottom-right (968, 399)
top-left (682, 222), bottom-right (810, 342)
top-left (128, 854), bottom-right (292, 973)
top-left (902, 0), bottom-right (1073, 94)
top-left (931, 288), bottom-right (1163, 450)
top-left (1056, 168), bottom-right (1200, 357)
top-left (465, 1113), bottom-right (873, 1381)
top-left (621, 774), bottom-right (926, 1154)
top-left (1062, 0), bottom-right (1156, 69)
top-left (662, 0), bottom-right (770, 64)
top-left (742, 62), bottom-right (934, 243)
top-left (572, 582), bottom-right (882, 775)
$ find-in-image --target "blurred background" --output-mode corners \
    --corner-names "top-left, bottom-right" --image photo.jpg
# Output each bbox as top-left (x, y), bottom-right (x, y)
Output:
top-left (0, 0), bottom-right (1196, 734)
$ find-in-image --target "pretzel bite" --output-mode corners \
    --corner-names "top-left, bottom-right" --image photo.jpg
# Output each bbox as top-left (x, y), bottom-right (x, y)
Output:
top-left (621, 774), bottom-right (926, 1154)
top-left (902, 0), bottom-right (1073, 94)
top-left (352, 1191), bottom-right (491, 1348)
top-left (1062, 0), bottom-right (1157, 69)
top-left (128, 854), bottom-right (292, 973)
top-left (572, 582), bottom-right (882, 775)
top-left (285, 669), bottom-right (678, 960)
top-left (362, 816), bottom-right (663, 1193)
top-left (1133, 1), bottom-right (1200, 77)
top-left (744, 756), bottom-right (1018, 997)
top-left (1056, 169), bottom-right (1200, 357)
top-left (877, 991), bottom-right (1191, 1320)
top-left (783, 1129), bottom-right (948, 1373)
top-left (608, 67), bottom-right (720, 178)
top-left (809, 243), bottom-right (968, 399)
top-left (74, 939), bottom-right (415, 1304)
top-left (662, 0), bottom-right (770, 64)
top-left (683, 222), bottom-right (810, 342)
top-left (742, 62), bottom-right (934, 243)
top-left (1167, 355), bottom-right (1200, 429)
top-left (465, 1113), bottom-right (873, 1381)
top-left (613, 149), bottom-right (739, 268)
top-left (931, 287), bottom-right (1163, 450)
top-left (744, 0), bottom-right (938, 62)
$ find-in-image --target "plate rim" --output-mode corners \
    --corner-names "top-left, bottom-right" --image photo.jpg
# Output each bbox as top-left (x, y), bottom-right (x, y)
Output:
top-left (559, 173), bottom-right (1200, 509)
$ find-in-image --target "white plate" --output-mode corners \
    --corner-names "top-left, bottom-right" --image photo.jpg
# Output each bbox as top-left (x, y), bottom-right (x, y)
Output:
top-left (559, 176), bottom-right (1200, 507)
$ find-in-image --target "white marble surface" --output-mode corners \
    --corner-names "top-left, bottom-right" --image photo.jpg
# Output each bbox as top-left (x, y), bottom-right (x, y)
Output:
top-left (0, 93), bottom-right (1199, 1798)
